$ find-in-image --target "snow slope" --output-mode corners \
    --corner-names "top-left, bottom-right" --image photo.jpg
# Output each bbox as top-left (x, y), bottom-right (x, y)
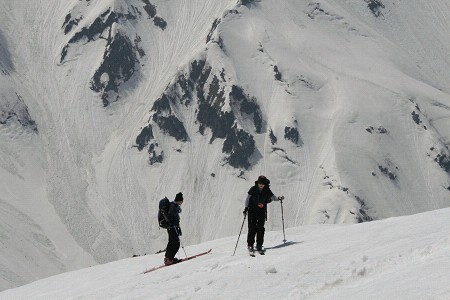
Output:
top-left (0, 0), bottom-right (450, 290)
top-left (2, 207), bottom-right (450, 299)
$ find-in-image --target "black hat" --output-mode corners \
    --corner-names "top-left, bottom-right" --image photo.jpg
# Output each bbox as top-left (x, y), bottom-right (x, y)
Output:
top-left (256, 175), bottom-right (270, 186)
top-left (175, 192), bottom-right (184, 202)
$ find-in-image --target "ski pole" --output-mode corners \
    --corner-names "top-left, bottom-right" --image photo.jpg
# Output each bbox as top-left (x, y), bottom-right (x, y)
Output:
top-left (174, 226), bottom-right (188, 258)
top-left (280, 199), bottom-right (287, 243)
top-left (232, 213), bottom-right (247, 256)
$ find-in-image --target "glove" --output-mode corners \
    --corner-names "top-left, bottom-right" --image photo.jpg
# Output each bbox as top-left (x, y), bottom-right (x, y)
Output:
top-left (278, 196), bottom-right (285, 201)
top-left (175, 226), bottom-right (182, 236)
top-left (243, 207), bottom-right (248, 216)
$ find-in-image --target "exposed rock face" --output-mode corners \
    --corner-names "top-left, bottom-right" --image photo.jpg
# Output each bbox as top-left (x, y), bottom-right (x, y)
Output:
top-left (0, 92), bottom-right (38, 132)
top-left (284, 126), bottom-right (302, 146)
top-left (61, 1), bottom-right (167, 106)
top-left (90, 32), bottom-right (139, 106)
top-left (136, 56), bottom-right (263, 169)
top-left (366, 0), bottom-right (385, 17)
top-left (1, 29), bottom-right (37, 132)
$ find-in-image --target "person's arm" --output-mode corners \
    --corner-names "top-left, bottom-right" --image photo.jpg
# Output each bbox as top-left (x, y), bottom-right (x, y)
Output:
top-left (271, 195), bottom-right (285, 202)
top-left (243, 194), bottom-right (251, 215)
top-left (245, 194), bottom-right (250, 207)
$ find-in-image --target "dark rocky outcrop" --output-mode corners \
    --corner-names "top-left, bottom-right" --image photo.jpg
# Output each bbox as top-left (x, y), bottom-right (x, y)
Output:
top-left (135, 124), bottom-right (164, 165)
top-left (206, 18), bottom-right (221, 44)
top-left (192, 61), bottom-right (233, 142)
top-left (229, 85), bottom-right (263, 133)
top-left (366, 126), bottom-right (388, 134)
top-left (152, 115), bottom-right (188, 142)
top-left (410, 110), bottom-right (427, 130)
top-left (238, 0), bottom-right (257, 6)
top-left (354, 196), bottom-right (373, 222)
top-left (269, 129), bottom-right (277, 145)
top-left (284, 126), bottom-right (302, 145)
top-left (61, 1), bottom-right (167, 105)
top-left (90, 33), bottom-right (139, 106)
top-left (367, 0), bottom-right (385, 17)
top-left (153, 16), bottom-right (167, 30)
top-left (435, 153), bottom-right (450, 173)
top-left (141, 0), bottom-right (157, 18)
top-left (136, 125), bottom-right (154, 151)
top-left (150, 94), bottom-right (189, 142)
top-left (62, 13), bottom-right (83, 35)
top-left (411, 111), bottom-right (421, 125)
top-left (136, 57), bottom-right (263, 169)
top-left (378, 165), bottom-right (397, 181)
top-left (223, 127), bottom-right (255, 169)
top-left (307, 2), bottom-right (338, 20)
top-left (321, 167), bottom-right (374, 223)
top-left (148, 142), bottom-right (164, 164)
top-left (65, 9), bottom-right (119, 51)
top-left (0, 93), bottom-right (38, 132)
top-left (273, 65), bottom-right (282, 81)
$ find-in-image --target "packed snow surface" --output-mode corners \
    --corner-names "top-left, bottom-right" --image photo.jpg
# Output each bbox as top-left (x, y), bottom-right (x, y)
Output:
top-left (1, 208), bottom-right (450, 299)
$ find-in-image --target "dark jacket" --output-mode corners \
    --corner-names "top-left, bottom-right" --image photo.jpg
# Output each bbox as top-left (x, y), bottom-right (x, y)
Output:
top-left (166, 202), bottom-right (182, 226)
top-left (246, 184), bottom-right (275, 212)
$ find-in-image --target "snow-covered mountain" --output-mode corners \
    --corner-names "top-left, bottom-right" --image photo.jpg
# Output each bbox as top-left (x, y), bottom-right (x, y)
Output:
top-left (0, 0), bottom-right (449, 291)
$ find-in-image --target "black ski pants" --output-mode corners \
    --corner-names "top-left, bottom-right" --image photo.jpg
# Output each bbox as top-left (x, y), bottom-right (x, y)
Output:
top-left (165, 227), bottom-right (180, 259)
top-left (247, 209), bottom-right (266, 247)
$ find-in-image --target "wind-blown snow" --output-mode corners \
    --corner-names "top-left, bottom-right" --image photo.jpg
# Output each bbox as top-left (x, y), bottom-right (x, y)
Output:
top-left (2, 208), bottom-right (450, 299)
top-left (0, 0), bottom-right (450, 291)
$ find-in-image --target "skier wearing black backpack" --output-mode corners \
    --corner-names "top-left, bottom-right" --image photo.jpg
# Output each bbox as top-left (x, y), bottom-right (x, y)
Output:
top-left (243, 175), bottom-right (284, 254)
top-left (161, 192), bottom-right (184, 265)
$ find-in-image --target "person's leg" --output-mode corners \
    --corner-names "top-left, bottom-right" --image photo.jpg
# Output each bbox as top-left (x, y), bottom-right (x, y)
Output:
top-left (246, 212), bottom-right (257, 248)
top-left (255, 211), bottom-right (266, 249)
top-left (165, 228), bottom-right (180, 259)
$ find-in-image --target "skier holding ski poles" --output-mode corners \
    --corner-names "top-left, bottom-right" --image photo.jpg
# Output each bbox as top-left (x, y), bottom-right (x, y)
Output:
top-left (243, 175), bottom-right (284, 254)
top-left (164, 192), bottom-right (184, 265)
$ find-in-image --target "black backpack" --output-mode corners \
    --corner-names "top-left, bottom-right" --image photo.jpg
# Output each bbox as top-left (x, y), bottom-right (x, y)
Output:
top-left (158, 197), bottom-right (171, 228)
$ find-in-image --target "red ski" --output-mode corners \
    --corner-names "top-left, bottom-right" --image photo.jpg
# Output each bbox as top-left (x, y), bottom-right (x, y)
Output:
top-left (143, 249), bottom-right (212, 274)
